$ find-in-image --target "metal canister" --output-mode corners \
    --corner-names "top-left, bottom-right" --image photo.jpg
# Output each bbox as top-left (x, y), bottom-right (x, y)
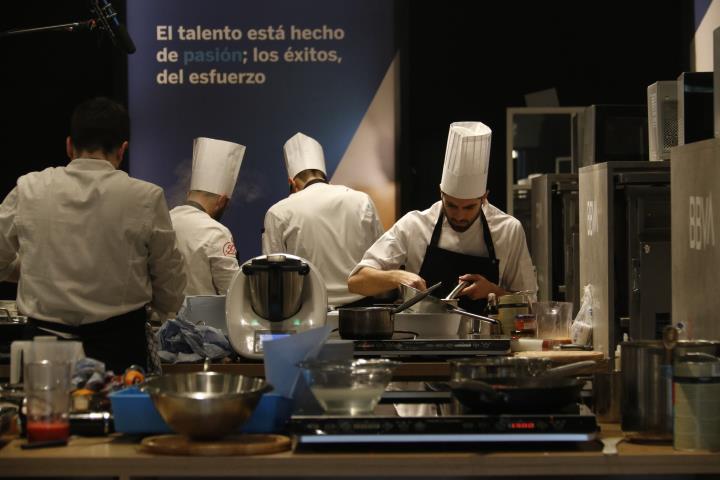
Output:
top-left (620, 340), bottom-right (672, 438)
top-left (673, 353), bottom-right (720, 451)
top-left (621, 340), bottom-right (720, 440)
top-left (497, 293), bottom-right (530, 337)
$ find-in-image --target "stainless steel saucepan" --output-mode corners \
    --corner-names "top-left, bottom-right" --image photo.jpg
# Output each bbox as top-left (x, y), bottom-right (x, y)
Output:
top-left (337, 282), bottom-right (442, 340)
top-left (399, 282), bottom-right (500, 329)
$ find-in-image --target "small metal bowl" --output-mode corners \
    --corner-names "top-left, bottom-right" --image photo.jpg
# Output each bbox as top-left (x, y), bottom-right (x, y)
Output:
top-left (141, 372), bottom-right (272, 439)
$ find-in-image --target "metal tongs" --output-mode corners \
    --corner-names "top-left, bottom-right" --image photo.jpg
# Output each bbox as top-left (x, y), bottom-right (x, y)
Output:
top-left (441, 281), bottom-right (499, 326)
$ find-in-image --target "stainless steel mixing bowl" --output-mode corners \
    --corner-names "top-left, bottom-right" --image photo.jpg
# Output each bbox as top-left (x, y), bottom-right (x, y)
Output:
top-left (141, 372), bottom-right (272, 439)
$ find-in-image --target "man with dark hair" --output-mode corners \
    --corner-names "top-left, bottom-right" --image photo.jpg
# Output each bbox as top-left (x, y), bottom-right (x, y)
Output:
top-left (0, 97), bottom-right (186, 373)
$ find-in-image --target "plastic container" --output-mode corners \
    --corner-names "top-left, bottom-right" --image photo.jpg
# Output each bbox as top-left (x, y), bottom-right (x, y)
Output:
top-left (109, 387), bottom-right (171, 434)
top-left (109, 387), bottom-right (292, 435)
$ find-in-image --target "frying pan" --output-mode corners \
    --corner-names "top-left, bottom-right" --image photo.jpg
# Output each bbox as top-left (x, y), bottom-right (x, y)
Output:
top-left (447, 360), bottom-right (596, 413)
top-left (448, 376), bottom-right (586, 413)
top-left (337, 282), bottom-right (442, 340)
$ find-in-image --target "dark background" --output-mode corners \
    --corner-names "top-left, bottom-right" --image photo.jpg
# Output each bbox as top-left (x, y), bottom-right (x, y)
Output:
top-left (397, 1), bottom-right (693, 213)
top-left (0, 1), bottom-right (694, 298)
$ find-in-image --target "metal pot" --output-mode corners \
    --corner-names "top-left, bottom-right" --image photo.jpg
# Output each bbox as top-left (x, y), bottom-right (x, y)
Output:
top-left (398, 282), bottom-right (500, 333)
top-left (241, 254), bottom-right (309, 321)
top-left (620, 339), bottom-right (720, 439)
top-left (337, 283), bottom-right (441, 340)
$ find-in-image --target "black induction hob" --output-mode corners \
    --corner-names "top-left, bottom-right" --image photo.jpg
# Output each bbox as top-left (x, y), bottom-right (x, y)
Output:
top-left (291, 413), bottom-right (599, 445)
top-left (352, 336), bottom-right (511, 357)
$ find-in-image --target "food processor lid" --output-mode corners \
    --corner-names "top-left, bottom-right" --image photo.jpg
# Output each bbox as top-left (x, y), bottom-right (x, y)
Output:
top-left (241, 254), bottom-right (310, 274)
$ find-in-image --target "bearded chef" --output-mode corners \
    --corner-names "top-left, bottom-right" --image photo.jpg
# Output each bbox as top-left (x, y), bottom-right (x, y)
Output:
top-left (170, 137), bottom-right (244, 295)
top-left (348, 121), bottom-right (537, 313)
top-left (263, 132), bottom-right (384, 307)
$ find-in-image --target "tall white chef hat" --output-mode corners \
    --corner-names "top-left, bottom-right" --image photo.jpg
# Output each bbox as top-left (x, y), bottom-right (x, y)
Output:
top-left (439, 121), bottom-right (492, 199)
top-left (283, 132), bottom-right (326, 179)
top-left (190, 137), bottom-right (246, 198)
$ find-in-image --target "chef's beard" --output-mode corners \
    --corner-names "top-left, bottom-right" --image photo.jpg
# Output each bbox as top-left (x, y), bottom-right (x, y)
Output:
top-left (446, 212), bottom-right (480, 232)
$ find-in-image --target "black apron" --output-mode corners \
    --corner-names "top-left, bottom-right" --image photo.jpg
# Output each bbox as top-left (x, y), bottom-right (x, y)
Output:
top-left (25, 307), bottom-right (149, 374)
top-left (417, 209), bottom-right (499, 314)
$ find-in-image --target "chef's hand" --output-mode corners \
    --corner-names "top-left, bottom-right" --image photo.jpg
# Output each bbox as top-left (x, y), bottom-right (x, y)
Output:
top-left (395, 271), bottom-right (427, 291)
top-left (458, 274), bottom-right (506, 300)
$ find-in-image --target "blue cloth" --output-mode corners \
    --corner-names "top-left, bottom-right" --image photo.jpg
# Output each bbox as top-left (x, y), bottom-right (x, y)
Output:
top-left (71, 357), bottom-right (108, 390)
top-left (157, 312), bottom-right (233, 363)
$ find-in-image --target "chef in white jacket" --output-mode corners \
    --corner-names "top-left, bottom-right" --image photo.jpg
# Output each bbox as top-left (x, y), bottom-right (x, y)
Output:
top-left (170, 137), bottom-right (244, 296)
top-left (349, 121), bottom-right (536, 314)
top-left (262, 132), bottom-right (384, 307)
top-left (0, 97), bottom-right (186, 374)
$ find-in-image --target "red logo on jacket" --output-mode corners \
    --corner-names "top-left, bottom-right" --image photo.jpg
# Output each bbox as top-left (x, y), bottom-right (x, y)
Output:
top-left (223, 242), bottom-right (237, 256)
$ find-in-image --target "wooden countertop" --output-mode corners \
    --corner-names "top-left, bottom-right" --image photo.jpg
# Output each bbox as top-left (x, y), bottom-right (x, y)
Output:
top-left (1, 424), bottom-right (719, 478)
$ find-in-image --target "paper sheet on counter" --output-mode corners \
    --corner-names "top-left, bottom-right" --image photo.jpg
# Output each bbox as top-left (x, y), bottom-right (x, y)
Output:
top-left (262, 325), bottom-right (333, 399)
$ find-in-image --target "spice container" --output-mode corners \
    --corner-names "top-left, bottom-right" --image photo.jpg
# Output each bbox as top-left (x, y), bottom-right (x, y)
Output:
top-left (514, 313), bottom-right (537, 337)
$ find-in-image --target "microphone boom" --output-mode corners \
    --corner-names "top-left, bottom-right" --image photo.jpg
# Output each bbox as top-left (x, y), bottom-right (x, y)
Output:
top-left (91, 0), bottom-right (136, 54)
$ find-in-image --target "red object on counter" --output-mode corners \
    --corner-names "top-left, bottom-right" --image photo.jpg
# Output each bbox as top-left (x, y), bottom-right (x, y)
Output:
top-left (27, 420), bottom-right (70, 443)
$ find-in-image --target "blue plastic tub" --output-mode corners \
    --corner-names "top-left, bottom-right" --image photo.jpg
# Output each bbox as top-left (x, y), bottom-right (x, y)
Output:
top-left (108, 387), bottom-right (292, 435)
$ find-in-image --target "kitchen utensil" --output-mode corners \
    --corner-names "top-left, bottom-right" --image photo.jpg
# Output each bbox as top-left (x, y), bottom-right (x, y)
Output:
top-left (532, 301), bottom-right (573, 340)
top-left (337, 282), bottom-right (442, 340)
top-left (397, 283), bottom-right (446, 313)
top-left (241, 254), bottom-right (310, 321)
top-left (673, 352), bottom-right (720, 451)
top-left (447, 358), bottom-right (595, 413)
top-left (620, 340), bottom-right (672, 440)
top-left (398, 283), bottom-right (498, 326)
top-left (141, 372), bottom-right (272, 439)
top-left (448, 376), bottom-right (585, 413)
top-left (619, 338), bottom-right (720, 439)
top-left (24, 360), bottom-right (72, 443)
top-left (593, 370), bottom-right (622, 423)
top-left (444, 281), bottom-right (470, 302)
top-left (227, 254), bottom-right (328, 359)
top-left (449, 356), bottom-right (596, 380)
top-left (298, 358), bottom-right (399, 415)
top-left (439, 281), bottom-right (501, 328)
top-left (10, 339), bottom-right (84, 384)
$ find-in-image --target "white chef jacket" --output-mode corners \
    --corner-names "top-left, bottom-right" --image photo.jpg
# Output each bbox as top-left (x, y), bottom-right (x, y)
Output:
top-left (169, 204), bottom-right (240, 296)
top-left (352, 200), bottom-right (537, 294)
top-left (262, 182), bottom-right (384, 307)
top-left (0, 158), bottom-right (187, 325)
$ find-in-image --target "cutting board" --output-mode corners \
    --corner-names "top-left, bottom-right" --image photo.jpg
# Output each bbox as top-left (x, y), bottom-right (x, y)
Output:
top-left (514, 350), bottom-right (605, 363)
top-left (140, 434), bottom-right (291, 456)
